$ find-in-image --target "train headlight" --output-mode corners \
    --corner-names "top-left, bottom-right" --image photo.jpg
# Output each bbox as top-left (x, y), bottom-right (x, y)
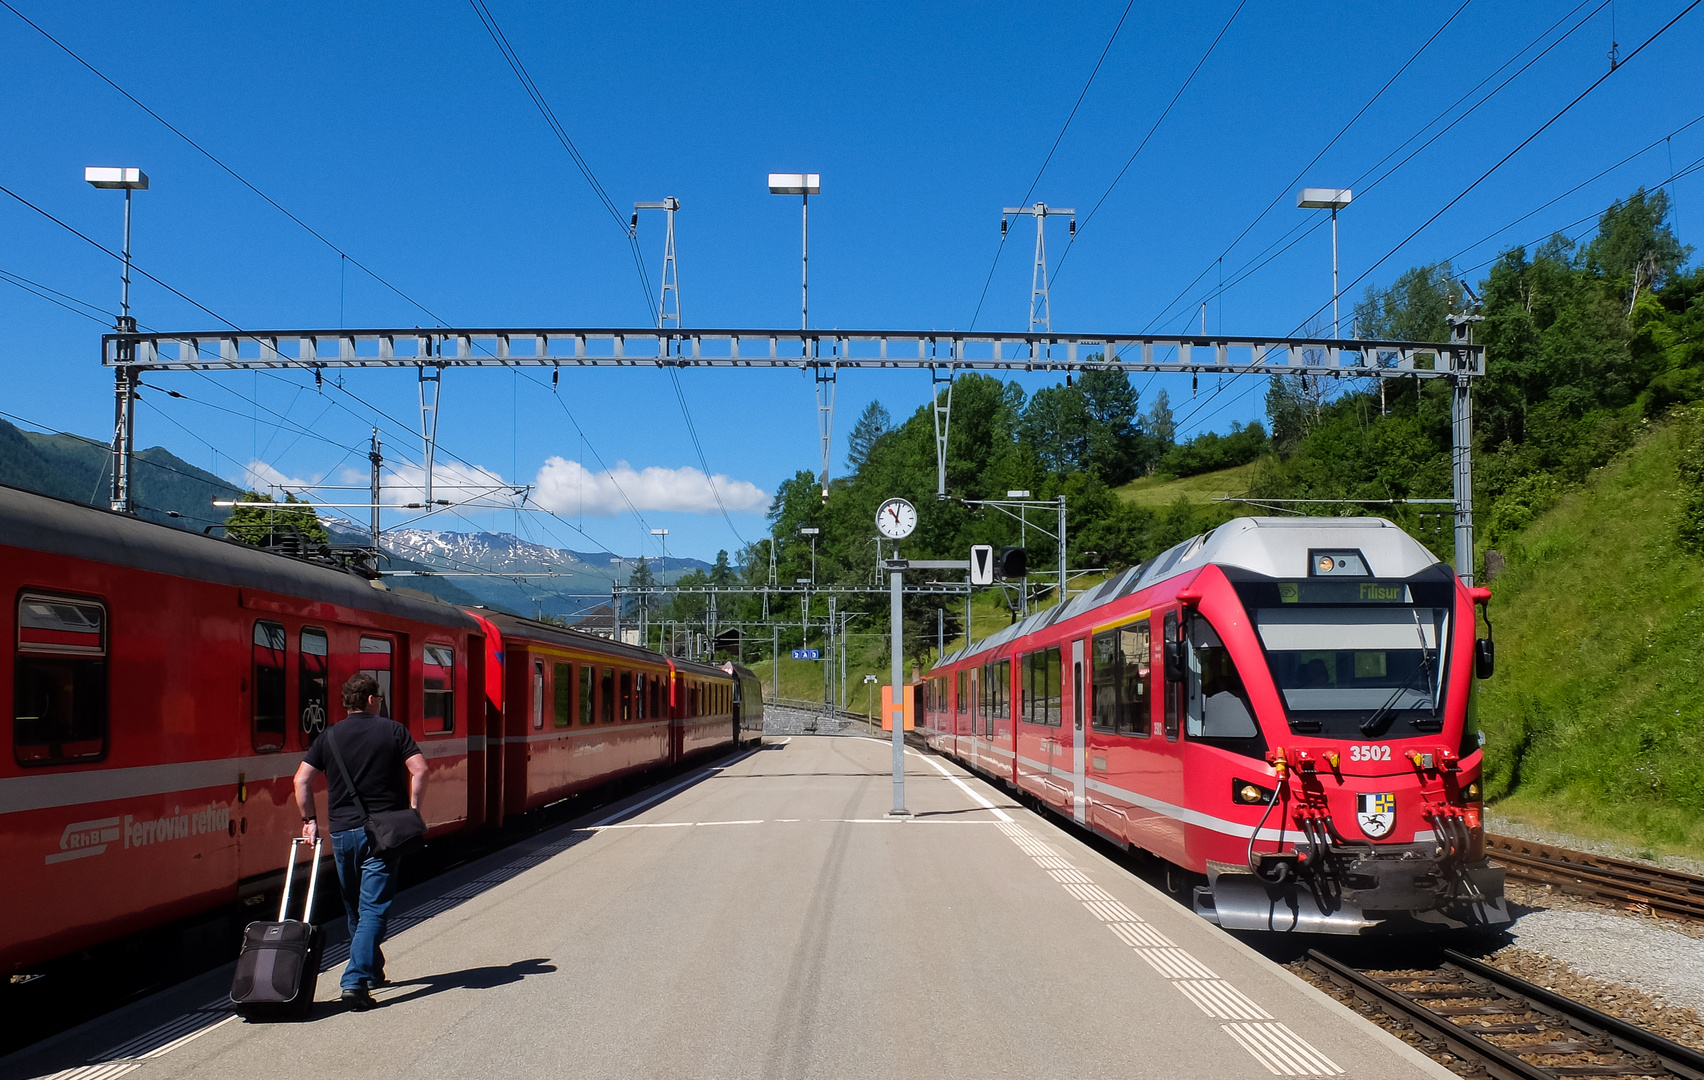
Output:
top-left (1464, 781), bottom-right (1482, 803)
top-left (1238, 783), bottom-right (1266, 804)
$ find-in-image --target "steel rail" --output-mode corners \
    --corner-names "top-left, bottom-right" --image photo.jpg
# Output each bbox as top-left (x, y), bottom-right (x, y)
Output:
top-left (1305, 949), bottom-right (1704, 1080)
top-left (1485, 834), bottom-right (1704, 923)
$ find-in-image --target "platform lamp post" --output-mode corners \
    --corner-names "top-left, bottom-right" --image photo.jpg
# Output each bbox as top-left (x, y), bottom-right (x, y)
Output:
top-left (1297, 188), bottom-right (1352, 339)
top-left (767, 173), bottom-right (819, 333)
top-left (650, 529), bottom-right (669, 653)
top-left (87, 166), bottom-right (148, 513)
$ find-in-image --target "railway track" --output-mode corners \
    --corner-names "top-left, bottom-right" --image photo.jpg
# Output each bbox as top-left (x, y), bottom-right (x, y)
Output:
top-left (1485, 834), bottom-right (1704, 924)
top-left (1305, 948), bottom-right (1704, 1080)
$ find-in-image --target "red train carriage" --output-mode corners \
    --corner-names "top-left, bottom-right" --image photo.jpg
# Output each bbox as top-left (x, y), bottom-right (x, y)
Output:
top-left (925, 516), bottom-right (1509, 935)
top-left (1, 484), bottom-right (483, 975)
top-left (1, 484), bottom-right (755, 976)
top-left (475, 613), bottom-right (755, 824)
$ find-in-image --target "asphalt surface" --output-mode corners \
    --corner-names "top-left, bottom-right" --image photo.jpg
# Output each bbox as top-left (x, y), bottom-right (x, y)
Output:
top-left (3, 736), bottom-right (1455, 1080)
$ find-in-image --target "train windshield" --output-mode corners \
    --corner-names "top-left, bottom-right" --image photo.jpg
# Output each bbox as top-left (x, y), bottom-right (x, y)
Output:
top-left (1236, 575), bottom-right (1454, 737)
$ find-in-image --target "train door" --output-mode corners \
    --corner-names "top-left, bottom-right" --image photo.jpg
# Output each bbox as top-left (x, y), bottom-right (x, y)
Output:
top-left (1071, 638), bottom-right (1086, 824)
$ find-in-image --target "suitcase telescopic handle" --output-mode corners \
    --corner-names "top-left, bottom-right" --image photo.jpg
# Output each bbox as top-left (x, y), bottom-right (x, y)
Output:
top-left (279, 836), bottom-right (324, 923)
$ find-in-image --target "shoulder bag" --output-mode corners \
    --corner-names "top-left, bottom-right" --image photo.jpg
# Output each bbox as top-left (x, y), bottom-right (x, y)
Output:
top-left (324, 722), bottom-right (428, 857)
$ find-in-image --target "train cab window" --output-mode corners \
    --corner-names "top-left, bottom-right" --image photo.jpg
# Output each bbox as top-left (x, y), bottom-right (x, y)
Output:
top-left (579, 664), bottom-right (594, 725)
top-left (620, 671), bottom-right (633, 721)
top-left (423, 645), bottom-right (454, 734)
top-left (601, 668), bottom-right (615, 723)
top-left (359, 637), bottom-right (393, 717)
top-left (252, 620), bottom-right (287, 752)
top-left (14, 594), bottom-right (108, 765)
top-left (300, 628), bottom-right (329, 747)
top-left (1092, 621), bottom-right (1151, 737)
top-left (554, 662), bottom-right (573, 727)
top-left (1186, 616), bottom-right (1264, 752)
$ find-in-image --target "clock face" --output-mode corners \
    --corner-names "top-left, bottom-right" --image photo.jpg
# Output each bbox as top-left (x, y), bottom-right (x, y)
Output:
top-left (876, 498), bottom-right (917, 539)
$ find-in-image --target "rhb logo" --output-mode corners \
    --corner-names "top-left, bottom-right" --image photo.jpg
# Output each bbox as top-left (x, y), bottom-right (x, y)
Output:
top-left (1356, 792), bottom-right (1397, 838)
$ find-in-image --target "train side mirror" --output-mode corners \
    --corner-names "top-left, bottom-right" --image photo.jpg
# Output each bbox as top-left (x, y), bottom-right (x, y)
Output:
top-left (1475, 637), bottom-right (1495, 679)
top-left (1163, 638), bottom-right (1186, 683)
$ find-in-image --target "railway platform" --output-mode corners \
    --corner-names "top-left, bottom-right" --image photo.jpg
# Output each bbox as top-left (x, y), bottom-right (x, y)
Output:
top-left (1, 736), bottom-right (1454, 1080)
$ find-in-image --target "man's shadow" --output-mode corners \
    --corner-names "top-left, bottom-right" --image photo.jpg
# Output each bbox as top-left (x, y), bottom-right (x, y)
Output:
top-left (345, 958), bottom-right (556, 1011)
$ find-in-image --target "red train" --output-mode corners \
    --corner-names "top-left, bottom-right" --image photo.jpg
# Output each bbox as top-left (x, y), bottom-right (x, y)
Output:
top-left (1, 483), bottom-right (763, 976)
top-left (924, 516), bottom-right (1509, 935)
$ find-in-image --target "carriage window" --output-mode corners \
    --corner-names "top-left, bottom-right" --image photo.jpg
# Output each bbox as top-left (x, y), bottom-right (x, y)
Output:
top-left (252, 620), bottom-right (287, 752)
top-left (532, 660), bottom-right (544, 730)
top-left (956, 671), bottom-right (968, 715)
top-left (554, 662), bottom-right (572, 727)
top-left (423, 644), bottom-right (455, 734)
top-left (1043, 646), bottom-right (1061, 726)
top-left (300, 628), bottom-right (329, 747)
top-left (359, 636), bottom-right (393, 717)
top-left (635, 672), bottom-right (647, 719)
top-left (620, 670), bottom-right (633, 721)
top-left (1020, 648), bottom-right (1061, 726)
top-left (1093, 621), bottom-right (1151, 737)
top-left (14, 594), bottom-right (108, 765)
top-left (649, 674), bottom-right (660, 719)
top-left (580, 664), bottom-right (594, 725)
top-left (601, 668), bottom-right (615, 722)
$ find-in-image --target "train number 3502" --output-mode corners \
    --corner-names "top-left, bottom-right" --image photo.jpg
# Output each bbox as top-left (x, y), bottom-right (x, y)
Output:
top-left (1349, 744), bottom-right (1392, 762)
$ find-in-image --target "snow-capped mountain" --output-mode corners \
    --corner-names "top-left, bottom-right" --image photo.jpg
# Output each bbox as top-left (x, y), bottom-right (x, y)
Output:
top-left (371, 528), bottom-right (712, 622)
top-left (385, 529), bottom-right (595, 576)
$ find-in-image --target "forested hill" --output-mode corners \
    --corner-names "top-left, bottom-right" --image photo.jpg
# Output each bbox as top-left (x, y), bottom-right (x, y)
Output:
top-left (0, 417), bottom-right (242, 532)
top-left (733, 187), bottom-right (1698, 601)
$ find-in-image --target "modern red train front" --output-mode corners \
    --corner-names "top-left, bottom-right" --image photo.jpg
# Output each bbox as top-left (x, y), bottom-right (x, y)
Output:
top-left (927, 517), bottom-right (1509, 935)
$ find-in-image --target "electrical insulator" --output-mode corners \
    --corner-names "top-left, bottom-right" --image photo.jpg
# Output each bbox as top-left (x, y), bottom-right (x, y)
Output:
top-left (1000, 218), bottom-right (1008, 238)
top-left (1069, 217), bottom-right (1076, 237)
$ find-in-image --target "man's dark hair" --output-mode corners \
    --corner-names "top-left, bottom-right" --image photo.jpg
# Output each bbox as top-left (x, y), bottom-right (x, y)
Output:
top-left (343, 672), bottom-right (382, 711)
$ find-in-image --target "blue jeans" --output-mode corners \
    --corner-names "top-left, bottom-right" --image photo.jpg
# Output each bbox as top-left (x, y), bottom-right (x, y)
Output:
top-left (330, 828), bottom-right (399, 991)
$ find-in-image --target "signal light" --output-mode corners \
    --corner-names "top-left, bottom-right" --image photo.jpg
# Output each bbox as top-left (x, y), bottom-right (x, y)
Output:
top-left (998, 546), bottom-right (1027, 579)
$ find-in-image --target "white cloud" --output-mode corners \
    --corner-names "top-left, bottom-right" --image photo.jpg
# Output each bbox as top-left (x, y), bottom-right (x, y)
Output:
top-left (532, 458), bottom-right (769, 517)
top-left (380, 461), bottom-right (516, 509)
top-left (234, 459), bottom-right (321, 493)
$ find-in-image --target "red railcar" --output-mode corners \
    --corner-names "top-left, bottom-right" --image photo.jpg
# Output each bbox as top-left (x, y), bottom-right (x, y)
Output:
top-left (924, 516), bottom-right (1509, 935)
top-left (1, 484), bottom-right (754, 975)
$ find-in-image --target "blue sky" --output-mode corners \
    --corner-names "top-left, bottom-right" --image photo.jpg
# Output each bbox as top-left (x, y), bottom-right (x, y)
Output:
top-left (2, 1), bottom-right (1700, 562)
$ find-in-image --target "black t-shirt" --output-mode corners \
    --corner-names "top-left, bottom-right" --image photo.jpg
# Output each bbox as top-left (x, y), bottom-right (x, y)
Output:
top-left (303, 713), bottom-right (423, 832)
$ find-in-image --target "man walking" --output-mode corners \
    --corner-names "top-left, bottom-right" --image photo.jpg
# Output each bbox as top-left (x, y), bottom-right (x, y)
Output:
top-left (294, 673), bottom-right (428, 1010)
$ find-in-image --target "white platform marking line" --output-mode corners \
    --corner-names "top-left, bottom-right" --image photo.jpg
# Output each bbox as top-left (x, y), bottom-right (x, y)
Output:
top-left (1221, 1023), bottom-right (1343, 1077)
top-left (1174, 980), bottom-right (1273, 1021)
top-left (588, 746), bottom-right (761, 827)
top-left (1082, 899), bottom-right (1142, 922)
top-left (916, 752), bottom-right (1013, 821)
top-left (1061, 882), bottom-right (1118, 903)
top-left (1134, 947), bottom-right (1218, 980)
top-left (43, 1064), bottom-right (142, 1080)
top-left (1107, 922), bottom-right (1173, 949)
top-left (1045, 867), bottom-right (1093, 884)
top-left (1030, 856), bottom-right (1076, 870)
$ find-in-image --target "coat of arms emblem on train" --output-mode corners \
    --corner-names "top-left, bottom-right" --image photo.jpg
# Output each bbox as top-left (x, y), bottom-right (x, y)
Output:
top-left (1356, 792), bottom-right (1396, 838)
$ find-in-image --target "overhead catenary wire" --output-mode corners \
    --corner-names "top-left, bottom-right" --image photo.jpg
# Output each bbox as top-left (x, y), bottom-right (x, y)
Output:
top-left (966, 0), bottom-right (1138, 330)
top-left (1, 1), bottom-right (679, 563)
top-left (0, 0), bottom-right (455, 328)
top-left (1145, 0), bottom-right (1609, 335)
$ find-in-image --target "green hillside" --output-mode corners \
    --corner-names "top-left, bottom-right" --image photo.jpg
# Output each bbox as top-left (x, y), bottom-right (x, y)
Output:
top-left (1479, 416), bottom-right (1704, 856)
top-left (1115, 461), bottom-right (1259, 507)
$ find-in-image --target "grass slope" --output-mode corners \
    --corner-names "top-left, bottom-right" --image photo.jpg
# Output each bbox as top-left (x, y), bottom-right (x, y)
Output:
top-left (1479, 417), bottom-right (1704, 856)
top-left (1115, 461), bottom-right (1259, 507)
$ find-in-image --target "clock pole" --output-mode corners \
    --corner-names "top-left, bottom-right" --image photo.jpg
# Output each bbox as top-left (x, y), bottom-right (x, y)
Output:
top-left (875, 497), bottom-right (917, 816)
top-left (889, 555), bottom-right (907, 815)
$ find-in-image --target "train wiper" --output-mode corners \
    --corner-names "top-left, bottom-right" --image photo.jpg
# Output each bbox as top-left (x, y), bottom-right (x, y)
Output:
top-left (1359, 610), bottom-right (1435, 736)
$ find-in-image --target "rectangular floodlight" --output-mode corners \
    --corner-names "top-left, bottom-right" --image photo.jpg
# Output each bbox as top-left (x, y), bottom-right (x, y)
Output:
top-left (85, 167), bottom-right (149, 190)
top-left (768, 173), bottom-right (820, 195)
top-left (1298, 188), bottom-right (1351, 209)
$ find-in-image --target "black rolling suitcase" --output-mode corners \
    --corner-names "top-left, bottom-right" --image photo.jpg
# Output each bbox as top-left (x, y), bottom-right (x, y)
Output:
top-left (231, 837), bottom-right (325, 1019)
